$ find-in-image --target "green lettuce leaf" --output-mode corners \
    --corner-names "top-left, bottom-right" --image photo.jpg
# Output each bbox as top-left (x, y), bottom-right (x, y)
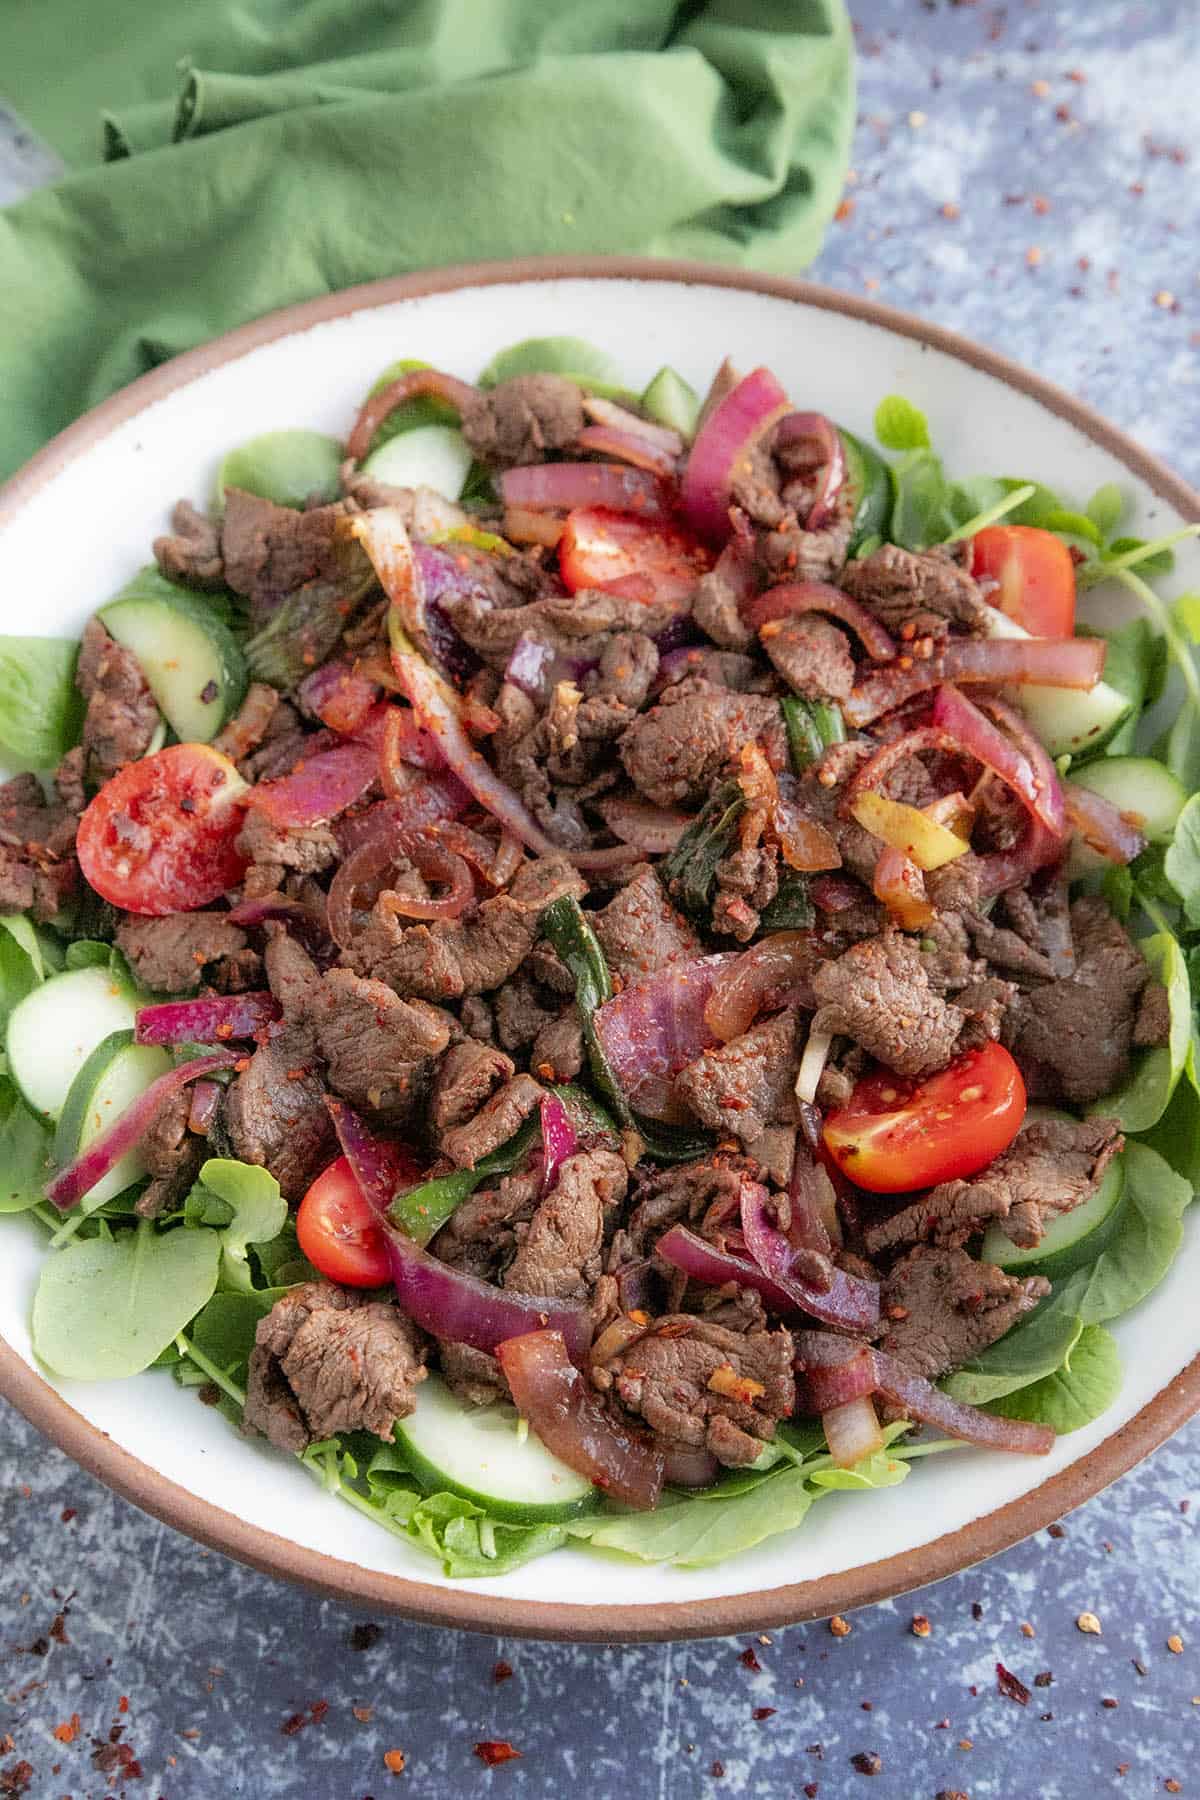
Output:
top-left (988, 1325), bottom-right (1121, 1434)
top-left (940, 1282), bottom-right (1085, 1405)
top-left (192, 1158), bottom-right (288, 1294)
top-left (1075, 1143), bottom-right (1192, 1326)
top-left (0, 638), bottom-right (82, 768)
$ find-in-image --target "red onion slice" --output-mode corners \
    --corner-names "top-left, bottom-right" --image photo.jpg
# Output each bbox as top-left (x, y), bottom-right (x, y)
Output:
top-left (385, 1231), bottom-right (592, 1363)
top-left (595, 795), bottom-right (693, 855)
top-left (594, 954), bottom-right (738, 1123)
top-left (248, 742), bottom-right (378, 829)
top-left (739, 1180), bottom-right (795, 1282)
top-left (822, 1395), bottom-right (886, 1468)
top-left (583, 396), bottom-right (685, 456)
top-left (47, 1051), bottom-right (240, 1212)
top-left (933, 683), bottom-right (1065, 836)
top-left (661, 1443), bottom-right (722, 1490)
top-left (496, 1328), bottom-right (664, 1510)
top-left (392, 651), bottom-right (637, 870)
top-left (504, 634), bottom-right (558, 699)
top-left (347, 367), bottom-right (478, 462)
top-left (539, 1090), bottom-right (579, 1195)
top-left (326, 1097), bottom-right (423, 1217)
top-left (500, 463), bottom-right (669, 517)
top-left (227, 896), bottom-right (334, 958)
top-left (845, 635), bottom-right (1106, 727)
top-left (682, 367), bottom-right (791, 542)
top-left (187, 1079), bottom-right (221, 1135)
top-left (745, 580), bottom-right (897, 662)
top-left (704, 932), bottom-right (817, 1042)
top-left (1064, 780), bottom-right (1147, 865)
top-left (135, 992), bottom-right (281, 1046)
top-left (575, 426), bottom-right (679, 478)
top-left (657, 1225), bottom-right (880, 1335)
top-left (298, 661), bottom-right (381, 735)
top-left (773, 412), bottom-right (847, 529)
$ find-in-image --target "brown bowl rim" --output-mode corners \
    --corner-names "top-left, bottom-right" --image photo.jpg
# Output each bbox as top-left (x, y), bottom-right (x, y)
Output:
top-left (1, 254), bottom-right (1197, 1643)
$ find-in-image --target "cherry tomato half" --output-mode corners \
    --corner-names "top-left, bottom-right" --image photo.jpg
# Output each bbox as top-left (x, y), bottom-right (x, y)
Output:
top-left (558, 506), bottom-right (712, 603)
top-left (76, 743), bottom-right (250, 916)
top-left (969, 524), bottom-right (1076, 638)
top-left (822, 1042), bottom-right (1027, 1195)
top-left (297, 1155), bottom-right (393, 1288)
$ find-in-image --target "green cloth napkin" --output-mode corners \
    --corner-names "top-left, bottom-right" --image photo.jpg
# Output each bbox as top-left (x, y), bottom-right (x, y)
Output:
top-left (0, 0), bottom-right (854, 482)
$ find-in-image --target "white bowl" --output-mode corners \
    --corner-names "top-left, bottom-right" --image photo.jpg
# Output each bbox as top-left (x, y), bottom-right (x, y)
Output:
top-left (1, 258), bottom-right (1197, 1640)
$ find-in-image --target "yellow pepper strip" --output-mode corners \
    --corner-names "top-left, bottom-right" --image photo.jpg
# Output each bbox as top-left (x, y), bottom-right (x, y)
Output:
top-left (850, 789), bottom-right (970, 871)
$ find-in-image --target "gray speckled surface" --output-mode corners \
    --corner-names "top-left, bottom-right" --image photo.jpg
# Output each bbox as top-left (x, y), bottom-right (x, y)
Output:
top-left (2, 3), bottom-right (1199, 1795)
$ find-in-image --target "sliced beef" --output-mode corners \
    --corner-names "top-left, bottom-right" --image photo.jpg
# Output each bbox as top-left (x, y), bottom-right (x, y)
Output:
top-left (152, 499), bottom-right (226, 590)
top-left (839, 543), bottom-right (990, 637)
top-left (596, 1316), bottom-right (796, 1468)
top-left (759, 614), bottom-right (855, 701)
top-left (211, 683), bottom-right (280, 763)
top-left (1134, 981), bottom-right (1172, 1047)
top-left (76, 618), bottom-right (159, 782)
top-left (756, 517), bottom-right (854, 586)
top-left (239, 700), bottom-right (311, 782)
top-left (135, 1088), bottom-right (205, 1219)
top-left (439, 1073), bottom-right (543, 1169)
top-left (1002, 873), bottom-right (1075, 977)
top-left (966, 911), bottom-right (1056, 982)
top-left (674, 1010), bottom-right (802, 1141)
top-left (115, 913), bottom-right (253, 993)
top-left (54, 746), bottom-right (88, 817)
top-left (220, 488), bottom-right (357, 612)
top-left (712, 844), bottom-right (780, 944)
top-left (445, 585), bottom-right (680, 672)
top-left (505, 1150), bottom-right (627, 1302)
top-left (314, 969), bottom-right (451, 1122)
top-left (430, 1040), bottom-right (515, 1133)
top-left (693, 561), bottom-right (753, 651)
top-left (236, 807), bottom-right (338, 884)
top-left (590, 632), bottom-right (659, 710)
top-left (223, 936), bottom-right (332, 1199)
top-left (431, 1170), bottom-right (542, 1283)
top-left (459, 374), bottom-right (585, 468)
top-left (620, 679), bottom-right (785, 808)
top-left (866, 1115), bottom-right (1124, 1255)
top-left (243, 1281), bottom-right (426, 1452)
top-left (955, 976), bottom-right (1017, 1051)
top-left (917, 913), bottom-right (983, 993)
top-left (925, 850), bottom-right (984, 916)
top-left (592, 864), bottom-right (702, 985)
top-left (438, 1341), bottom-right (508, 1408)
top-left (529, 1010), bottom-right (584, 1083)
top-left (1002, 897), bottom-right (1151, 1104)
top-left (344, 856), bottom-right (585, 1002)
top-left (0, 851), bottom-right (34, 914)
top-left (494, 973), bottom-right (556, 1052)
top-left (812, 931), bottom-right (965, 1079)
top-left (610, 1154), bottom-right (750, 1268)
top-left (878, 1246), bottom-right (1049, 1382)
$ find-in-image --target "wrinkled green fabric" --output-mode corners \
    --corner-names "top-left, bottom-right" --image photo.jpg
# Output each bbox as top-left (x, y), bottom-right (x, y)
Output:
top-left (0, 0), bottom-right (854, 481)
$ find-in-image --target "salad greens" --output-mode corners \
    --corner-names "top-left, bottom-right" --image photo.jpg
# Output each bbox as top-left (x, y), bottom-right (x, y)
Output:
top-left (0, 637), bottom-right (82, 768)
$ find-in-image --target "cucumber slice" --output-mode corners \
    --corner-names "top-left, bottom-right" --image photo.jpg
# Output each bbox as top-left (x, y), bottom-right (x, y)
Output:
top-left (361, 425), bottom-right (474, 502)
top-left (392, 1375), bottom-right (596, 1522)
top-left (6, 963), bottom-right (140, 1120)
top-left (981, 1154), bottom-right (1124, 1281)
top-left (1069, 756), bottom-right (1186, 844)
top-left (100, 576), bottom-right (247, 742)
top-left (841, 428), bottom-right (893, 556)
top-left (640, 366), bottom-right (700, 439)
top-left (53, 1029), bottom-right (171, 1209)
top-left (981, 604), bottom-right (1132, 756)
top-left (214, 429), bottom-right (343, 510)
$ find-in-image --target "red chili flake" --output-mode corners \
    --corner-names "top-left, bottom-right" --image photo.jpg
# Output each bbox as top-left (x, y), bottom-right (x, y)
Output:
top-left (353, 1706), bottom-right (374, 1723)
top-left (1182, 1500), bottom-right (1191, 1514)
top-left (1117, 1769), bottom-right (1131, 1780)
top-left (0, 1762), bottom-right (34, 1797)
top-left (310, 1700), bottom-right (329, 1726)
top-left (1035, 1672), bottom-right (1053, 1688)
top-left (493, 1660), bottom-right (514, 1684)
top-left (1166, 1782), bottom-right (1182, 1794)
top-left (281, 1714), bottom-right (307, 1737)
top-left (384, 1748), bottom-right (406, 1774)
top-left (53, 1715), bottom-right (81, 1743)
top-left (804, 1786), bottom-right (820, 1799)
top-left (60, 1508), bottom-right (76, 1524)
top-left (1048, 1522), bottom-right (1066, 1538)
top-left (739, 1646), bottom-right (763, 1671)
top-left (474, 1742), bottom-right (521, 1768)
top-left (850, 1751), bottom-right (882, 1775)
top-left (752, 1707), bottom-right (776, 1721)
top-left (971, 1601), bottom-right (984, 1620)
top-left (835, 198), bottom-right (856, 223)
top-left (911, 1614), bottom-right (931, 1638)
top-left (118, 1696), bottom-right (129, 1714)
top-left (711, 1762), bottom-right (726, 1779)
top-left (1101, 1697), bottom-right (1119, 1709)
top-left (997, 1662), bottom-right (1031, 1706)
top-left (861, 1701), bottom-right (873, 1712)
top-left (48, 1611), bottom-right (71, 1646)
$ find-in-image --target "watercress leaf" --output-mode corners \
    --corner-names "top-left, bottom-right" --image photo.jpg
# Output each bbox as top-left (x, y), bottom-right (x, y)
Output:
top-left (873, 395), bottom-right (931, 452)
top-left (1163, 698), bottom-right (1200, 793)
top-left (988, 1324), bottom-right (1121, 1433)
top-left (401, 1487), bottom-right (570, 1578)
top-left (888, 449), bottom-right (956, 552)
top-left (1144, 1040), bottom-right (1200, 1186)
top-left (1172, 593), bottom-right (1200, 644)
top-left (1083, 618), bottom-right (1167, 761)
top-left (990, 480), bottom-right (1069, 530)
top-left (32, 1218), bottom-right (221, 1379)
top-left (244, 565), bottom-right (375, 690)
top-left (1101, 864), bottom-right (1133, 923)
top-left (0, 930), bottom-right (40, 1032)
top-left (1086, 483), bottom-right (1125, 540)
top-left (1042, 509), bottom-right (1102, 546)
top-left (940, 1280), bottom-right (1086, 1405)
top-left (1075, 1143), bottom-right (1192, 1326)
top-left (193, 1158), bottom-right (288, 1294)
top-left (250, 1218), bottom-right (320, 1290)
top-left (0, 638), bottom-right (83, 768)
top-left (0, 914), bottom-right (44, 982)
top-left (0, 1083), bottom-right (53, 1214)
top-left (1088, 932), bottom-right (1190, 1131)
top-left (477, 337), bottom-right (630, 402)
top-left (1165, 793), bottom-right (1200, 925)
top-left (947, 475), bottom-right (1008, 528)
top-left (569, 1465), bottom-right (818, 1567)
top-left (806, 1444), bottom-right (912, 1493)
top-left (1105, 536), bottom-right (1175, 580)
top-left (189, 1287), bottom-right (283, 1377)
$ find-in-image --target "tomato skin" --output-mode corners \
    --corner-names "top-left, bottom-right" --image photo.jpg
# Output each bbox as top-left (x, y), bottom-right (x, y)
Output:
top-left (296, 1156), bottom-right (393, 1288)
top-left (822, 1042), bottom-right (1027, 1195)
top-left (969, 525), bottom-right (1076, 638)
top-left (76, 744), bottom-right (250, 916)
top-left (558, 507), bottom-right (712, 602)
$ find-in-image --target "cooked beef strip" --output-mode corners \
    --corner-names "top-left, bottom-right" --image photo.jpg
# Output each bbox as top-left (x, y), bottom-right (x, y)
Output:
top-left (445, 585), bottom-right (681, 672)
top-left (1002, 872), bottom-right (1075, 977)
top-left (1002, 896), bottom-right (1151, 1103)
top-left (925, 850), bottom-right (984, 915)
top-left (439, 1073), bottom-right (544, 1169)
top-left (712, 845), bottom-right (780, 944)
top-left (314, 969), bottom-right (451, 1123)
top-left (236, 807), bottom-right (338, 880)
top-left (693, 561), bottom-right (753, 651)
top-left (878, 1246), bottom-right (1049, 1382)
top-left (115, 913), bottom-right (253, 993)
top-left (592, 863), bottom-right (702, 984)
top-left (965, 911), bottom-right (1056, 982)
top-left (812, 931), bottom-right (966, 1079)
top-left (432, 1170), bottom-right (542, 1283)
top-left (135, 1088), bottom-right (206, 1219)
top-left (756, 516), bottom-right (854, 585)
top-left (459, 374), bottom-right (585, 468)
top-left (917, 912), bottom-right (984, 993)
top-left (955, 975), bottom-right (1017, 1051)
top-left (494, 973), bottom-right (556, 1052)
top-left (0, 852), bottom-right (35, 914)
top-left (438, 1341), bottom-right (508, 1408)
top-left (865, 1115), bottom-right (1124, 1255)
top-left (219, 488), bottom-right (357, 612)
top-left (839, 543), bottom-right (990, 637)
top-left (153, 499), bottom-right (226, 590)
top-left (529, 1009), bottom-right (584, 1083)
top-left (675, 1009), bottom-right (802, 1142)
top-left (430, 1040), bottom-right (516, 1133)
top-left (505, 1149), bottom-right (627, 1302)
top-left (211, 683), bottom-right (280, 763)
top-left (76, 618), bottom-right (159, 782)
top-left (1134, 981), bottom-right (1172, 1047)
top-left (54, 746), bottom-right (87, 816)
top-left (343, 855), bottom-right (586, 1002)
top-left (244, 1281), bottom-right (426, 1451)
top-left (609, 1154), bottom-right (755, 1269)
top-left (221, 935), bottom-right (332, 1199)
top-left (596, 1315), bottom-right (796, 1468)
top-left (620, 678), bottom-right (786, 809)
top-left (759, 614), bottom-right (855, 702)
top-left (590, 631), bottom-right (660, 710)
